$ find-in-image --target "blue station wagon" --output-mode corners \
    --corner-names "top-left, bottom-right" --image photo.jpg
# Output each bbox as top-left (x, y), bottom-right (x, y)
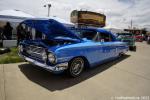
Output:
top-left (19, 19), bottom-right (128, 77)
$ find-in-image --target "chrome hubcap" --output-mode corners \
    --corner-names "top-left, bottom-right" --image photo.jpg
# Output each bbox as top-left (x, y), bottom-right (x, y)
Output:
top-left (71, 58), bottom-right (84, 76)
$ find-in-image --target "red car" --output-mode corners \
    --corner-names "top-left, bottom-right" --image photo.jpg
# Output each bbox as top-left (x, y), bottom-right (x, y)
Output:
top-left (135, 34), bottom-right (143, 42)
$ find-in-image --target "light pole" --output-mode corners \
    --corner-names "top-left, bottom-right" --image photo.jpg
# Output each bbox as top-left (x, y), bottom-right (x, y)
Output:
top-left (44, 3), bottom-right (51, 17)
top-left (131, 19), bottom-right (133, 29)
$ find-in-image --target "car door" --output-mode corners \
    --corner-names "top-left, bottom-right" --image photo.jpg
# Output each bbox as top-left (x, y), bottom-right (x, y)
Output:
top-left (82, 30), bottom-right (105, 65)
top-left (99, 32), bottom-right (117, 60)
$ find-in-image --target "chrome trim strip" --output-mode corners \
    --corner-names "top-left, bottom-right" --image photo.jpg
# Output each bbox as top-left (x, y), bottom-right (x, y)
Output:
top-left (19, 53), bottom-right (68, 72)
top-left (25, 45), bottom-right (45, 60)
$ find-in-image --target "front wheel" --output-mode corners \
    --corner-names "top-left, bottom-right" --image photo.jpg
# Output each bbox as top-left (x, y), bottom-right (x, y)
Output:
top-left (67, 57), bottom-right (84, 77)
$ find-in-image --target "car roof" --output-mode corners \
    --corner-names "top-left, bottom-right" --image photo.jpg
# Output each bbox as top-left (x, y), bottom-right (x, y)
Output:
top-left (72, 27), bottom-right (110, 32)
top-left (71, 27), bottom-right (116, 41)
top-left (75, 27), bottom-right (115, 35)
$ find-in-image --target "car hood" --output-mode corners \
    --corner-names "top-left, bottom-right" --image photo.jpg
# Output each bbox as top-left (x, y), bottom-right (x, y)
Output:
top-left (22, 19), bottom-right (82, 41)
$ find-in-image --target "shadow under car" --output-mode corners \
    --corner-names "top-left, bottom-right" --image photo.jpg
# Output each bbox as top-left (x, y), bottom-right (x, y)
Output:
top-left (18, 54), bottom-right (130, 92)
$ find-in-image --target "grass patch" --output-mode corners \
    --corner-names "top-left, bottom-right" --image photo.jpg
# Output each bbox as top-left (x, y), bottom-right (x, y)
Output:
top-left (0, 47), bottom-right (24, 64)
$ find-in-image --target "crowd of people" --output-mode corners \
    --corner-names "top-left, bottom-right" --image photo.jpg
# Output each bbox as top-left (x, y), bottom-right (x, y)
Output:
top-left (0, 22), bottom-right (43, 45)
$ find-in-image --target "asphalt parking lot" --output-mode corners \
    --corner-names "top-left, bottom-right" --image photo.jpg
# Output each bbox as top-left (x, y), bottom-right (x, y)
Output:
top-left (0, 42), bottom-right (150, 100)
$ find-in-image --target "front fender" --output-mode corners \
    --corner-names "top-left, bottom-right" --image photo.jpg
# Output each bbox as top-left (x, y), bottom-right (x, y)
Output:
top-left (55, 48), bottom-right (87, 64)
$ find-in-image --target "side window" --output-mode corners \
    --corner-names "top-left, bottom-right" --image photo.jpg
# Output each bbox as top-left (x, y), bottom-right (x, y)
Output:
top-left (81, 30), bottom-right (99, 42)
top-left (99, 32), bottom-right (113, 42)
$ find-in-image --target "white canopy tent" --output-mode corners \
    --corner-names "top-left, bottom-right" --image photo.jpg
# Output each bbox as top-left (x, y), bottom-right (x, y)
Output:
top-left (0, 9), bottom-right (35, 22)
top-left (0, 9), bottom-right (74, 26)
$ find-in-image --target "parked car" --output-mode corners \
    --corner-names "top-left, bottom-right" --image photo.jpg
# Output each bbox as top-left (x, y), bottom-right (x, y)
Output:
top-left (116, 33), bottom-right (136, 51)
top-left (135, 34), bottom-right (143, 42)
top-left (19, 19), bottom-right (128, 77)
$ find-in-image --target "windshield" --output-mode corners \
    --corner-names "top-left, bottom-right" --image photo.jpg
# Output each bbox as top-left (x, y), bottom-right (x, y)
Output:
top-left (70, 29), bottom-right (97, 40)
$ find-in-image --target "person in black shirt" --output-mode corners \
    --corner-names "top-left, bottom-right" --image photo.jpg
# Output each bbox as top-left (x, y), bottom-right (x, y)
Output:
top-left (3, 22), bottom-right (13, 40)
top-left (17, 23), bottom-right (25, 45)
top-left (0, 27), bottom-right (3, 40)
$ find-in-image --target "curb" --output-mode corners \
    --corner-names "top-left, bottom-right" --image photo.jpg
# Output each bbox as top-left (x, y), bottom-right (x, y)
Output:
top-left (0, 64), bottom-right (5, 100)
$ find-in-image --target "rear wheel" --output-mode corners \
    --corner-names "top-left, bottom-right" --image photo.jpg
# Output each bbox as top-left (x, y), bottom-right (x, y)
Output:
top-left (68, 57), bottom-right (84, 77)
top-left (119, 52), bottom-right (125, 57)
top-left (133, 46), bottom-right (136, 51)
top-left (130, 46), bottom-right (136, 51)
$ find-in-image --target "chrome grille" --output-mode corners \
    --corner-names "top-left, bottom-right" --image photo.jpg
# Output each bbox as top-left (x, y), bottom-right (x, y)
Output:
top-left (25, 45), bottom-right (45, 60)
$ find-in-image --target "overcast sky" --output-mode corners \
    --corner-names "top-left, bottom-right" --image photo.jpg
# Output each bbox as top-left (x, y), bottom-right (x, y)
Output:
top-left (0, 0), bottom-right (149, 29)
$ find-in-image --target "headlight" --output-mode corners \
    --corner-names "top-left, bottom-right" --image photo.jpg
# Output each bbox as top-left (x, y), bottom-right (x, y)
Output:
top-left (19, 45), bottom-right (23, 52)
top-left (48, 52), bottom-right (56, 64)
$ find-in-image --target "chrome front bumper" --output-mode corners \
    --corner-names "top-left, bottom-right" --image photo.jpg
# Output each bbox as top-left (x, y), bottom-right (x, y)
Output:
top-left (19, 53), bottom-right (68, 72)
